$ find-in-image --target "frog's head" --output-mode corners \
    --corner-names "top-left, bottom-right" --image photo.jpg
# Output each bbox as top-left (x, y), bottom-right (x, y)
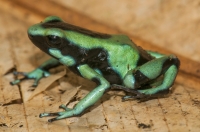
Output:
top-left (27, 16), bottom-right (66, 56)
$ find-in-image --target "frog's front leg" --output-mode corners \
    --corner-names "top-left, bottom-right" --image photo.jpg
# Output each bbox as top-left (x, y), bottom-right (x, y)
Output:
top-left (11, 58), bottom-right (60, 87)
top-left (113, 54), bottom-right (180, 100)
top-left (39, 64), bottom-right (110, 122)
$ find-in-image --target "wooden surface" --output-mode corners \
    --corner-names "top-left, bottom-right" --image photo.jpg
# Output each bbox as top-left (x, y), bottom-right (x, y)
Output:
top-left (0, 1), bottom-right (200, 132)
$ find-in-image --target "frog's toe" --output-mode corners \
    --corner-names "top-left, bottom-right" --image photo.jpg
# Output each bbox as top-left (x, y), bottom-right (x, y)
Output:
top-left (59, 104), bottom-right (72, 111)
top-left (39, 112), bottom-right (61, 118)
top-left (11, 71), bottom-right (30, 85)
top-left (10, 77), bottom-right (27, 85)
top-left (13, 71), bottom-right (28, 76)
top-left (10, 73), bottom-right (39, 87)
top-left (122, 95), bottom-right (134, 101)
top-left (43, 71), bottom-right (51, 77)
top-left (122, 92), bottom-right (146, 101)
top-left (46, 114), bottom-right (68, 122)
top-left (39, 105), bottom-right (74, 122)
top-left (48, 117), bottom-right (59, 122)
top-left (10, 68), bottom-right (50, 87)
top-left (39, 112), bottom-right (60, 122)
top-left (39, 110), bottom-right (75, 122)
top-left (32, 80), bottom-right (39, 87)
top-left (31, 77), bottom-right (43, 87)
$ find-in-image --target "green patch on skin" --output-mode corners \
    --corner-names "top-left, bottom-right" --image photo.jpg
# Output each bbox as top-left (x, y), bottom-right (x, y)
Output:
top-left (28, 25), bottom-right (65, 38)
top-left (59, 56), bottom-right (75, 66)
top-left (49, 48), bottom-right (75, 66)
top-left (28, 24), bottom-right (44, 36)
top-left (138, 56), bottom-right (174, 80)
top-left (138, 58), bottom-right (164, 80)
top-left (28, 16), bottom-right (64, 36)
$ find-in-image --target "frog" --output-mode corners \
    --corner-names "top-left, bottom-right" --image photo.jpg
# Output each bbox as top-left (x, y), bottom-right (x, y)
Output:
top-left (10, 16), bottom-right (180, 122)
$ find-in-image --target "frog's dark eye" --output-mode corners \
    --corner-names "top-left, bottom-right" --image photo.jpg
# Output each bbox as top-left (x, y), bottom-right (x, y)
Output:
top-left (46, 35), bottom-right (62, 48)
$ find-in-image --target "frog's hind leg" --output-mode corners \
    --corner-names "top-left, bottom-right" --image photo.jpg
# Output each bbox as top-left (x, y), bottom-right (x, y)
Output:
top-left (123, 54), bottom-right (180, 100)
top-left (138, 55), bottom-right (180, 95)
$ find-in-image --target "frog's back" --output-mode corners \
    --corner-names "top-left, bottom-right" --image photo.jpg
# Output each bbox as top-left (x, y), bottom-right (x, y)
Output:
top-left (40, 21), bottom-right (153, 84)
top-left (102, 35), bottom-right (153, 79)
top-left (60, 29), bottom-right (153, 84)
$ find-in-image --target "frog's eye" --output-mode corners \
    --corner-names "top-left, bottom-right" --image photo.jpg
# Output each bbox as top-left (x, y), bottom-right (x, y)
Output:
top-left (46, 35), bottom-right (62, 48)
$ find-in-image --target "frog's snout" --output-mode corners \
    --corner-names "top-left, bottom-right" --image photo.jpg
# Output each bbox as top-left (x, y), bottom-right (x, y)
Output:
top-left (27, 24), bottom-right (43, 37)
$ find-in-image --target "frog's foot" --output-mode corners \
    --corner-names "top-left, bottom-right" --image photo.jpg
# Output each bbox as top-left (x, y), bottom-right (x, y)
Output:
top-left (10, 68), bottom-right (50, 87)
top-left (122, 91), bottom-right (146, 101)
top-left (39, 104), bottom-right (74, 122)
top-left (122, 88), bottom-right (170, 101)
top-left (111, 84), bottom-right (165, 101)
top-left (111, 84), bottom-right (135, 93)
top-left (111, 84), bottom-right (146, 101)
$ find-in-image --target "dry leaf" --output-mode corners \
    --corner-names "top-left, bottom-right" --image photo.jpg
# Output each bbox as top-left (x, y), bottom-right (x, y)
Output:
top-left (26, 70), bottom-right (66, 101)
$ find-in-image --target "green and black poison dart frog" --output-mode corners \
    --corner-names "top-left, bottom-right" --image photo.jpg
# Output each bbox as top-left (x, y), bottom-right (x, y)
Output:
top-left (11, 16), bottom-right (180, 122)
